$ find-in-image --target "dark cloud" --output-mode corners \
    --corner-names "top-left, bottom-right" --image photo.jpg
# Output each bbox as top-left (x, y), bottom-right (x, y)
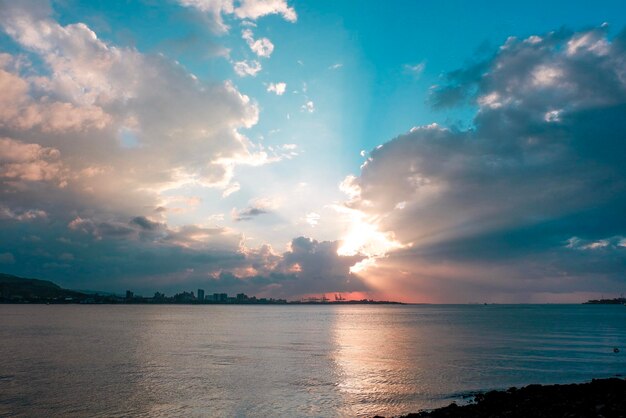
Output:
top-left (347, 26), bottom-right (626, 301)
top-left (278, 237), bottom-right (367, 294)
top-left (130, 216), bottom-right (163, 231)
top-left (0, 197), bottom-right (363, 297)
top-left (232, 206), bottom-right (269, 221)
top-left (429, 59), bottom-right (491, 108)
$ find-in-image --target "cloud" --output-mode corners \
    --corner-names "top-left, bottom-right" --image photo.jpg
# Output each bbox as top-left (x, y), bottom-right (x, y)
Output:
top-left (234, 0), bottom-right (296, 23)
top-left (184, 236), bottom-right (367, 298)
top-left (129, 216), bottom-right (164, 232)
top-left (301, 100), bottom-right (315, 113)
top-left (0, 1), bottom-right (265, 199)
top-left (177, 0), bottom-right (296, 33)
top-left (304, 212), bottom-right (320, 227)
top-left (0, 137), bottom-right (67, 185)
top-left (0, 1), bottom-right (361, 301)
top-left (1, 198), bottom-right (366, 297)
top-left (275, 237), bottom-right (366, 295)
top-left (267, 82), bottom-right (286, 95)
top-left (0, 206), bottom-right (47, 221)
top-left (403, 62), bottom-right (425, 77)
top-left (328, 63), bottom-right (343, 70)
top-left (0, 60), bottom-right (111, 133)
top-left (222, 181), bottom-right (241, 197)
top-left (176, 0), bottom-right (236, 33)
top-left (231, 197), bottom-right (276, 221)
top-left (232, 206), bottom-right (268, 221)
top-left (233, 59), bottom-right (262, 76)
top-left (341, 26), bottom-right (626, 301)
top-left (241, 28), bottom-right (274, 57)
top-left (566, 236), bottom-right (626, 251)
top-left (0, 1), bottom-right (339, 298)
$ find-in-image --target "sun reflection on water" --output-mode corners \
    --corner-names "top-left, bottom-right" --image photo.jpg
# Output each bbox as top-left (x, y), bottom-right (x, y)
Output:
top-left (332, 306), bottom-right (433, 417)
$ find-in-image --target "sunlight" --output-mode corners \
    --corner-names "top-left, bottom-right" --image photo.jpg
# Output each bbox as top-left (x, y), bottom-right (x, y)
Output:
top-left (336, 206), bottom-right (405, 273)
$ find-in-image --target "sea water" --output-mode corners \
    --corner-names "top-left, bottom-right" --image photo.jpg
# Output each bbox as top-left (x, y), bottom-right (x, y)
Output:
top-left (1, 304), bottom-right (625, 417)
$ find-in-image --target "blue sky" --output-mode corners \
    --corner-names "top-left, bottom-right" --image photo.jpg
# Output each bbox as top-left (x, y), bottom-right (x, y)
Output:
top-left (1, 0), bottom-right (626, 302)
top-left (48, 0), bottom-right (626, 167)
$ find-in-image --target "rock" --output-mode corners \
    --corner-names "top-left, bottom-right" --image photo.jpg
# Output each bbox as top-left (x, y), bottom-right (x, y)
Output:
top-left (383, 378), bottom-right (626, 418)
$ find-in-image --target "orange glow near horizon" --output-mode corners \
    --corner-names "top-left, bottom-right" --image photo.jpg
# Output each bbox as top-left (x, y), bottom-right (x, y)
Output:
top-left (297, 291), bottom-right (373, 302)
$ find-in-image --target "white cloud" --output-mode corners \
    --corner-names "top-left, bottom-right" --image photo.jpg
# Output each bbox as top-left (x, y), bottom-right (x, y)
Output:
top-left (404, 62), bottom-right (425, 76)
top-left (328, 63), bottom-right (343, 70)
top-left (241, 29), bottom-right (274, 58)
top-left (477, 91), bottom-right (504, 109)
top-left (176, 0), bottom-right (235, 32)
top-left (0, 137), bottom-right (67, 185)
top-left (339, 175), bottom-right (361, 200)
top-left (0, 58), bottom-right (111, 132)
top-left (233, 59), bottom-right (262, 77)
top-left (566, 236), bottom-right (626, 250)
top-left (234, 0), bottom-right (296, 22)
top-left (176, 0), bottom-right (296, 33)
top-left (531, 65), bottom-right (564, 87)
top-left (222, 182), bottom-right (241, 197)
top-left (0, 3), bottom-right (273, 222)
top-left (240, 20), bottom-right (256, 27)
top-left (267, 81), bottom-right (286, 95)
top-left (566, 31), bottom-right (609, 56)
top-left (301, 100), bottom-right (314, 113)
top-left (305, 212), bottom-right (320, 227)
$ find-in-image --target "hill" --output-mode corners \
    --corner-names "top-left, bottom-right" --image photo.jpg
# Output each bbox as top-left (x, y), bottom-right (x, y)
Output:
top-left (0, 273), bottom-right (86, 301)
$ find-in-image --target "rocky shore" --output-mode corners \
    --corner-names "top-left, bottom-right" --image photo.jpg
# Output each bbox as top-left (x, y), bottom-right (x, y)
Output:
top-left (380, 378), bottom-right (626, 418)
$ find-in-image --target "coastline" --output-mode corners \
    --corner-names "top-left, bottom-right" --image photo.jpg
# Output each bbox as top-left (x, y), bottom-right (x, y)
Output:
top-left (378, 378), bottom-right (626, 418)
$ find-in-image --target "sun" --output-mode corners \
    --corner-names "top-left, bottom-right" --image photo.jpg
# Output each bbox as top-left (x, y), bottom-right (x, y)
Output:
top-left (336, 206), bottom-right (405, 273)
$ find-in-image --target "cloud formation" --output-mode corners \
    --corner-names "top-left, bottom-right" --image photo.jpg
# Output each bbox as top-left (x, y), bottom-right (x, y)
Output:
top-left (0, 1), bottom-right (362, 298)
top-left (177, 0), bottom-right (296, 33)
top-left (233, 59), bottom-right (262, 76)
top-left (301, 100), bottom-right (315, 113)
top-left (0, 137), bottom-right (66, 185)
top-left (267, 82), bottom-right (287, 95)
top-left (0, 0), bottom-right (267, 198)
top-left (343, 26), bottom-right (626, 302)
top-left (3, 2), bottom-right (625, 303)
top-left (242, 28), bottom-right (274, 57)
top-left (404, 62), bottom-right (425, 77)
top-left (232, 206), bottom-right (269, 221)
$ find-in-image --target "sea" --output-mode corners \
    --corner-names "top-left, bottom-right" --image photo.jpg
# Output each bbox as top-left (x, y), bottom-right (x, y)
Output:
top-left (0, 304), bottom-right (625, 417)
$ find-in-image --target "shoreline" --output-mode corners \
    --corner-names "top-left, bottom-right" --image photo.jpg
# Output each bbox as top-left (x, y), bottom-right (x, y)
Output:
top-left (0, 300), bottom-right (404, 305)
top-left (378, 378), bottom-right (626, 418)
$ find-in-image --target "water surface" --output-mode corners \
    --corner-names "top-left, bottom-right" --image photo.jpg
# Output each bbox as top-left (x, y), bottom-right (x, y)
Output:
top-left (1, 304), bottom-right (625, 417)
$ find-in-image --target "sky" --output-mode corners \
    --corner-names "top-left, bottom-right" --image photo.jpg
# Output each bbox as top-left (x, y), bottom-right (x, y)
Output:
top-left (1, 0), bottom-right (626, 302)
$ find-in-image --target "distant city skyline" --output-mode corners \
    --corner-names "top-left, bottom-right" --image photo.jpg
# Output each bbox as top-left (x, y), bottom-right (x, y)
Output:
top-left (1, 272), bottom-right (400, 304)
top-left (1, 0), bottom-right (626, 302)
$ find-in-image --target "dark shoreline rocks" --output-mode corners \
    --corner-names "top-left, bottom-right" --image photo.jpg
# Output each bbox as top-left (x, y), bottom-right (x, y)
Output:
top-left (376, 378), bottom-right (626, 418)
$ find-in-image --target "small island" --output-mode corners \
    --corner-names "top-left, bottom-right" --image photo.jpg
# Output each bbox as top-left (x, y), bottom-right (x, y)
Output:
top-left (583, 297), bottom-right (626, 305)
